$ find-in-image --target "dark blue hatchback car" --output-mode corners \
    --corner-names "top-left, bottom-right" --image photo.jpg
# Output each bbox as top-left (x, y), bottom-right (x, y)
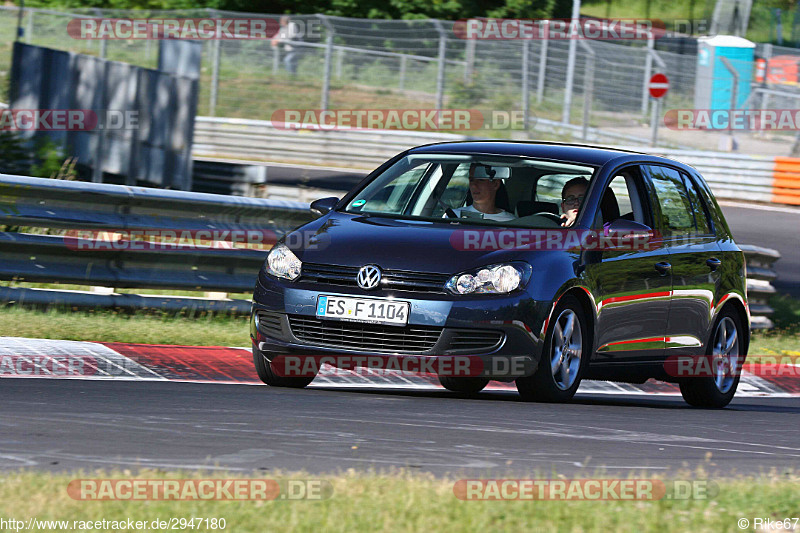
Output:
top-left (251, 141), bottom-right (749, 407)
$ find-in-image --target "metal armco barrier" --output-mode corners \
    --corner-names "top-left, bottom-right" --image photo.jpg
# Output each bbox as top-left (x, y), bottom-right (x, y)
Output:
top-left (193, 116), bottom-right (800, 206)
top-left (740, 245), bottom-right (782, 330)
top-left (0, 174), bottom-right (783, 325)
top-left (0, 174), bottom-right (314, 314)
top-left (193, 116), bottom-right (465, 169)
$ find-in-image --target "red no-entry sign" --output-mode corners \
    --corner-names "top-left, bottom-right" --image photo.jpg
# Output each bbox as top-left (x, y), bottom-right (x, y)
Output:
top-left (649, 73), bottom-right (669, 99)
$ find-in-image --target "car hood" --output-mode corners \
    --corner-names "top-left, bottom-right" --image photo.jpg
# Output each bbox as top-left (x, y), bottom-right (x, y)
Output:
top-left (287, 212), bottom-right (555, 274)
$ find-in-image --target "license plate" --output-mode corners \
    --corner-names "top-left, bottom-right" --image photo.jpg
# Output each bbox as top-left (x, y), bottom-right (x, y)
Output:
top-left (316, 295), bottom-right (409, 326)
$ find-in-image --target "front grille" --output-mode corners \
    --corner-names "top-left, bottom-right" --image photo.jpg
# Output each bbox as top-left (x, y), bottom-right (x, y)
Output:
top-left (449, 330), bottom-right (505, 352)
top-left (301, 263), bottom-right (450, 293)
top-left (255, 310), bottom-right (283, 337)
top-left (288, 315), bottom-right (442, 354)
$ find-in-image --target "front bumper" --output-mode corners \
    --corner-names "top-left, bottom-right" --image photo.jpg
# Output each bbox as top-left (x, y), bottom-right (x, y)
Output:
top-left (251, 272), bottom-right (552, 380)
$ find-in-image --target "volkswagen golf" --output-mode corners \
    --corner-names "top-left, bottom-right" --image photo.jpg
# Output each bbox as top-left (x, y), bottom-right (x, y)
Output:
top-left (250, 141), bottom-right (749, 407)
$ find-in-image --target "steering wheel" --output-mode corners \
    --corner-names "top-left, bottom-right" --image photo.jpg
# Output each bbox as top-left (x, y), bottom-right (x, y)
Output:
top-left (534, 212), bottom-right (564, 224)
top-left (437, 199), bottom-right (459, 219)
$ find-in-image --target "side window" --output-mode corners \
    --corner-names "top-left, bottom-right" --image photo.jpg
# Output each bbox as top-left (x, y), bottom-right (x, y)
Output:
top-left (646, 165), bottom-right (696, 236)
top-left (682, 173), bottom-right (713, 234)
top-left (592, 171), bottom-right (648, 229)
top-left (435, 163), bottom-right (470, 214)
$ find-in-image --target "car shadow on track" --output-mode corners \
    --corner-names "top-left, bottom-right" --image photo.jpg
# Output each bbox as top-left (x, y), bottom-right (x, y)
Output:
top-left (303, 385), bottom-right (799, 412)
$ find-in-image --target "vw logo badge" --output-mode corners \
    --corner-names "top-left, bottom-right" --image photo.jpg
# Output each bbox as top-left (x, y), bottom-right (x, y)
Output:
top-left (357, 265), bottom-right (382, 290)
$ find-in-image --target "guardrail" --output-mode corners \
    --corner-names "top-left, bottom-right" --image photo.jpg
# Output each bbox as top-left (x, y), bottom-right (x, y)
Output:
top-left (193, 116), bottom-right (800, 206)
top-left (0, 173), bottom-right (782, 325)
top-left (0, 174), bottom-right (314, 314)
top-left (193, 117), bottom-right (465, 169)
top-left (740, 244), bottom-right (781, 330)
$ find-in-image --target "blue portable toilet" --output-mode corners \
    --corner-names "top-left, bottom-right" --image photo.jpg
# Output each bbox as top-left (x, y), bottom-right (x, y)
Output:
top-left (694, 35), bottom-right (755, 110)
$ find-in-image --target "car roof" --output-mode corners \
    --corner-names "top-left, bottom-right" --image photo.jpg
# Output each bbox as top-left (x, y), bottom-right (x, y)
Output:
top-left (407, 140), bottom-right (681, 168)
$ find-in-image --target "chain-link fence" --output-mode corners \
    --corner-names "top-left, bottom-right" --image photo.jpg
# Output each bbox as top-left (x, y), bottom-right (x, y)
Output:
top-left (2, 6), bottom-right (800, 152)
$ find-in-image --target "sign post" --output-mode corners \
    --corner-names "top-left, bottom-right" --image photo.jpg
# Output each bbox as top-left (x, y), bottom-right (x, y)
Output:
top-left (648, 73), bottom-right (669, 147)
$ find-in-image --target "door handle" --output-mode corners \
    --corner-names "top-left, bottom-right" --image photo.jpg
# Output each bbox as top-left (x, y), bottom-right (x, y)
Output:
top-left (654, 262), bottom-right (672, 276)
top-left (706, 257), bottom-right (721, 271)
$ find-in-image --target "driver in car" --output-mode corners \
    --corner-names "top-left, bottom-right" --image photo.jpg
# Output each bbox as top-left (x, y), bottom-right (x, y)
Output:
top-left (451, 163), bottom-right (516, 222)
top-left (560, 177), bottom-right (589, 227)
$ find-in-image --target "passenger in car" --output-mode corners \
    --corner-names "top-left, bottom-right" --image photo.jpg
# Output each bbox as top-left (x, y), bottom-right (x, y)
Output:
top-left (452, 163), bottom-right (516, 221)
top-left (560, 177), bottom-right (589, 227)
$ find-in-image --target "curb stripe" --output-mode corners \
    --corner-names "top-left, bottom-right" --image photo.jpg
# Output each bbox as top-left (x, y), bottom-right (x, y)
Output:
top-left (1, 337), bottom-right (798, 397)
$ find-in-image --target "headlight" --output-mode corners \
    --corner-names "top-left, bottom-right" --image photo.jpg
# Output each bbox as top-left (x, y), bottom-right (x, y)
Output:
top-left (266, 244), bottom-right (302, 280)
top-left (445, 263), bottom-right (531, 295)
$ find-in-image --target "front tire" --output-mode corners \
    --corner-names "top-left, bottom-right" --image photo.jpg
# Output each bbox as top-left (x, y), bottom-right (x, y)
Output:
top-left (252, 346), bottom-right (316, 388)
top-left (679, 309), bottom-right (744, 408)
top-left (517, 294), bottom-right (589, 403)
top-left (438, 376), bottom-right (489, 394)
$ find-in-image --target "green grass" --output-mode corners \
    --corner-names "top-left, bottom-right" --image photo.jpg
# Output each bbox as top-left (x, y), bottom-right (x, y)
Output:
top-left (3, 281), bottom-right (251, 300)
top-left (0, 469), bottom-right (798, 532)
top-left (0, 306), bottom-right (250, 347)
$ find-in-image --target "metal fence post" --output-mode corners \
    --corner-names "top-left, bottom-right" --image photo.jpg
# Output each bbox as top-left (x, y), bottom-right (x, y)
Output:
top-left (209, 40), bottom-right (221, 116)
top-left (335, 47), bottom-right (344, 79)
top-left (92, 59), bottom-right (109, 183)
top-left (464, 39), bottom-right (475, 83)
top-left (522, 41), bottom-right (530, 130)
top-left (580, 41), bottom-right (595, 141)
top-left (761, 43), bottom-right (773, 111)
top-left (720, 57), bottom-right (739, 150)
top-left (562, 0), bottom-right (581, 124)
top-left (25, 9), bottom-right (33, 42)
top-left (208, 9), bottom-right (221, 117)
top-left (536, 21), bottom-right (549, 104)
top-left (93, 9), bottom-right (107, 59)
top-left (319, 15), bottom-right (335, 111)
top-left (641, 31), bottom-right (654, 114)
top-left (273, 47), bottom-right (280, 74)
top-left (433, 20), bottom-right (447, 110)
top-left (399, 55), bottom-right (407, 90)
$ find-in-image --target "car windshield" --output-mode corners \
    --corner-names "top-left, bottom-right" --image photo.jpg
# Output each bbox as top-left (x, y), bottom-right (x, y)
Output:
top-left (342, 154), bottom-right (596, 227)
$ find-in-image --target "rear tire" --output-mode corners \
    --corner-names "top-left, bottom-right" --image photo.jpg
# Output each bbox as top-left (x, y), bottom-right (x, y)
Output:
top-left (517, 294), bottom-right (589, 403)
top-left (252, 346), bottom-right (316, 388)
top-left (679, 308), bottom-right (744, 408)
top-left (437, 376), bottom-right (489, 394)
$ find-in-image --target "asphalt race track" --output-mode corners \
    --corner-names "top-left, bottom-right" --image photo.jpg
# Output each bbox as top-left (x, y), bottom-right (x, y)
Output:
top-left (721, 202), bottom-right (800, 298)
top-left (1, 378), bottom-right (798, 477)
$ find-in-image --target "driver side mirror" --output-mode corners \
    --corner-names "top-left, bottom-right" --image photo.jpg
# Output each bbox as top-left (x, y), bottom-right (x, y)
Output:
top-left (606, 219), bottom-right (652, 234)
top-left (604, 218), bottom-right (659, 251)
top-left (309, 196), bottom-right (339, 217)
